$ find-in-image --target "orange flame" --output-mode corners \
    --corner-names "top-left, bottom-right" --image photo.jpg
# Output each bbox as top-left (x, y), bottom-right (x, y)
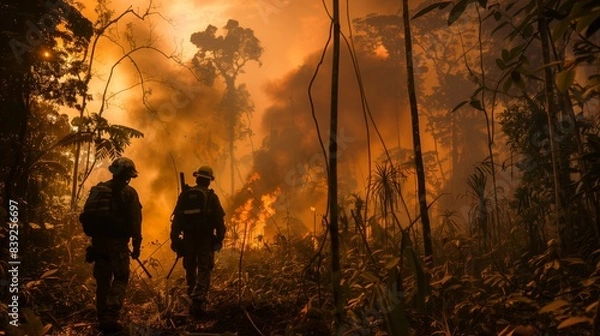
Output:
top-left (229, 186), bottom-right (281, 249)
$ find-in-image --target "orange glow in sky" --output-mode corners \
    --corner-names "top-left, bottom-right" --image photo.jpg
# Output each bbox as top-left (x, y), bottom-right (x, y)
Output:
top-left (76, 0), bottom-right (421, 257)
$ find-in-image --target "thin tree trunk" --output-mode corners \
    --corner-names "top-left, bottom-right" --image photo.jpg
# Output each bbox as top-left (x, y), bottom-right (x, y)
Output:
top-left (475, 6), bottom-right (501, 246)
top-left (238, 216), bottom-right (249, 304)
top-left (225, 77), bottom-right (237, 200)
top-left (71, 141), bottom-right (81, 209)
top-left (329, 0), bottom-right (342, 330)
top-left (230, 122), bottom-right (235, 200)
top-left (536, 0), bottom-right (565, 247)
top-left (401, 0), bottom-right (433, 261)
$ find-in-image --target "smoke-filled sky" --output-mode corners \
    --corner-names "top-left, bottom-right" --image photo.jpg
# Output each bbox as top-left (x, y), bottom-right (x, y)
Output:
top-left (78, 0), bottom-right (484, 250)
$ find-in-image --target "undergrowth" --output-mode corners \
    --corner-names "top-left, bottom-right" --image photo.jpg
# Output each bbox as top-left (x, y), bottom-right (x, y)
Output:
top-left (2, 212), bottom-right (599, 335)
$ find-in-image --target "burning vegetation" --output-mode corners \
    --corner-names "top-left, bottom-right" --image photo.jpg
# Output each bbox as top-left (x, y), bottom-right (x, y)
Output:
top-left (1, 0), bottom-right (600, 335)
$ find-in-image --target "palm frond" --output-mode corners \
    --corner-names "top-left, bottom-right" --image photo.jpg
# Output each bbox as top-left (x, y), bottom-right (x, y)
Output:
top-left (95, 138), bottom-right (119, 161)
top-left (107, 124), bottom-right (144, 139)
top-left (55, 131), bottom-right (95, 147)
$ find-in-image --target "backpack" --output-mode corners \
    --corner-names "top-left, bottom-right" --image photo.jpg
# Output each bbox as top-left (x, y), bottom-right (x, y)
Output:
top-left (176, 187), bottom-right (214, 236)
top-left (79, 182), bottom-right (126, 237)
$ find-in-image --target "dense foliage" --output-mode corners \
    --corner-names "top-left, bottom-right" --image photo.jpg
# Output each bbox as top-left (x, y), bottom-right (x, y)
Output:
top-left (1, 0), bottom-right (599, 335)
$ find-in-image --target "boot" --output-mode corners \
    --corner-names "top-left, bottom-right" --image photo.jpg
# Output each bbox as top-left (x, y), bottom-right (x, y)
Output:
top-left (98, 315), bottom-right (123, 334)
top-left (190, 299), bottom-right (206, 318)
top-left (98, 306), bottom-right (123, 334)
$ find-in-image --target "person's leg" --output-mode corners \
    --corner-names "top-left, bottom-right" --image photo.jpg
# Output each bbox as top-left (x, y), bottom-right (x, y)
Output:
top-left (182, 252), bottom-right (198, 296)
top-left (105, 248), bottom-right (130, 320)
top-left (191, 250), bottom-right (214, 303)
top-left (93, 238), bottom-right (129, 333)
top-left (93, 256), bottom-right (111, 322)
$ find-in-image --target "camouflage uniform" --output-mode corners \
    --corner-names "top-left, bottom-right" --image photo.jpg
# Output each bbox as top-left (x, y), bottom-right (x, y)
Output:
top-left (171, 183), bottom-right (225, 307)
top-left (91, 179), bottom-right (142, 330)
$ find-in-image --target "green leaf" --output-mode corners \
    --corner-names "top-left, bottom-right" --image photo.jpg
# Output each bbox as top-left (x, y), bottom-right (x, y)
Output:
top-left (556, 69), bottom-right (576, 93)
top-left (469, 99), bottom-right (484, 110)
top-left (502, 78), bottom-right (512, 93)
top-left (557, 316), bottom-right (593, 329)
top-left (361, 271), bottom-right (380, 283)
top-left (582, 277), bottom-right (599, 287)
top-left (509, 44), bottom-right (525, 59)
top-left (496, 58), bottom-right (506, 70)
top-left (412, 1), bottom-right (452, 20)
top-left (586, 16), bottom-right (600, 38)
top-left (524, 0), bottom-right (536, 15)
top-left (576, 12), bottom-right (598, 34)
top-left (523, 23), bottom-right (534, 37)
top-left (451, 100), bottom-right (469, 113)
top-left (385, 257), bottom-right (401, 270)
top-left (561, 257), bottom-right (585, 265)
top-left (519, 54), bottom-right (530, 66)
top-left (511, 70), bottom-right (522, 83)
top-left (56, 132), bottom-right (94, 147)
top-left (448, 0), bottom-right (469, 25)
top-left (539, 299), bottom-right (569, 313)
top-left (502, 49), bottom-right (510, 61)
top-left (552, 18), bottom-right (572, 41)
top-left (492, 21), bottom-right (509, 35)
top-left (494, 11), bottom-right (502, 21)
top-left (477, 0), bottom-right (487, 8)
top-left (431, 274), bottom-right (454, 287)
top-left (40, 269), bottom-right (58, 279)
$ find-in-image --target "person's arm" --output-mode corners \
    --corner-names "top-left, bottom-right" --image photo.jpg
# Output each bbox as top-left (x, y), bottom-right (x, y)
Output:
top-left (170, 194), bottom-right (184, 241)
top-left (212, 194), bottom-right (226, 244)
top-left (128, 187), bottom-right (143, 258)
top-left (170, 193), bottom-right (185, 255)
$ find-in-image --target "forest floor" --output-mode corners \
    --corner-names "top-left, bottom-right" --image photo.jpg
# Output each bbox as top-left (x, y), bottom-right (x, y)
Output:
top-left (5, 230), bottom-right (599, 335)
top-left (15, 245), bottom-right (311, 336)
top-left (59, 302), bottom-right (290, 336)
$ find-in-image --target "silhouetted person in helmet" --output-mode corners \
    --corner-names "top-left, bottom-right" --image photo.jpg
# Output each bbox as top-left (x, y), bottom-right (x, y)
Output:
top-left (170, 165), bottom-right (226, 316)
top-left (84, 157), bottom-right (143, 333)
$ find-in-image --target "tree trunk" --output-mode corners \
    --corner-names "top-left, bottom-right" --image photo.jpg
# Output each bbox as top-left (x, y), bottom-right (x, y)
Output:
top-left (536, 0), bottom-right (565, 247)
top-left (329, 0), bottom-right (342, 330)
top-left (401, 0), bottom-right (433, 261)
top-left (71, 141), bottom-right (81, 209)
top-left (225, 77), bottom-right (237, 200)
top-left (229, 121), bottom-right (235, 199)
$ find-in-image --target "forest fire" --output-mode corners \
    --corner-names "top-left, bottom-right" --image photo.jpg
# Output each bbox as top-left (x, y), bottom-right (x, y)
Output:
top-left (2, 0), bottom-right (599, 335)
top-left (229, 177), bottom-right (282, 249)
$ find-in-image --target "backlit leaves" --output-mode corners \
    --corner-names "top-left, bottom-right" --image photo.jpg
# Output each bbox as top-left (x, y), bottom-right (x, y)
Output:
top-left (539, 299), bottom-right (569, 314)
top-left (557, 316), bottom-right (593, 330)
top-left (411, 1), bottom-right (451, 20)
top-left (448, 0), bottom-right (469, 25)
top-left (555, 70), bottom-right (576, 93)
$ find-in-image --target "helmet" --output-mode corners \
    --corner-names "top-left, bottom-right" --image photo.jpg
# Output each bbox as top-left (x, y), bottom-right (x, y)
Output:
top-left (109, 157), bottom-right (138, 178)
top-left (193, 165), bottom-right (214, 180)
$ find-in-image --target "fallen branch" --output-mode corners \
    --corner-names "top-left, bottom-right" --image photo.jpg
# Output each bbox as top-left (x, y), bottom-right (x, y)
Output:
top-left (242, 306), bottom-right (266, 336)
